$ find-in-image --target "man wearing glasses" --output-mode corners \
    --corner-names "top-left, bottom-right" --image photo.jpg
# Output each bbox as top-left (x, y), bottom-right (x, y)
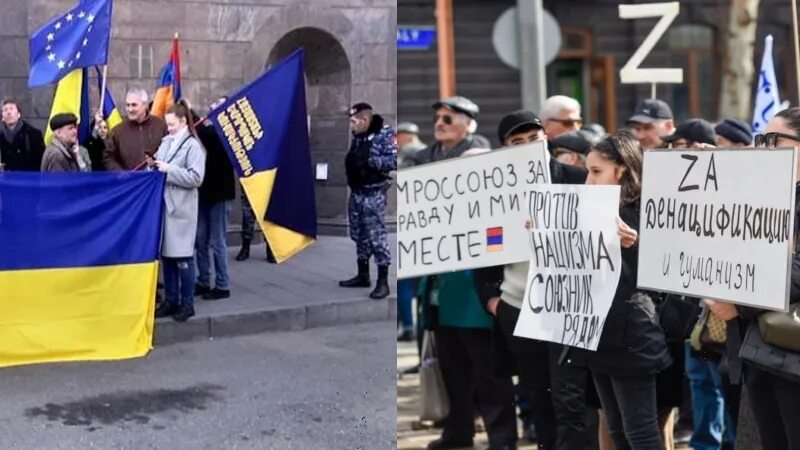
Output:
top-left (412, 96), bottom-right (490, 164)
top-left (540, 95), bottom-right (583, 139)
top-left (627, 99), bottom-right (676, 150)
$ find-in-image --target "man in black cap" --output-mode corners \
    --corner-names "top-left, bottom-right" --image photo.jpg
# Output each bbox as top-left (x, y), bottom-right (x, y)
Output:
top-left (551, 131), bottom-right (592, 168)
top-left (412, 96), bottom-right (490, 164)
top-left (472, 109), bottom-right (590, 450)
top-left (41, 113), bottom-right (91, 172)
top-left (662, 118), bottom-right (716, 149)
top-left (627, 98), bottom-right (676, 149)
top-left (715, 118), bottom-right (752, 148)
top-left (339, 102), bottom-right (397, 300)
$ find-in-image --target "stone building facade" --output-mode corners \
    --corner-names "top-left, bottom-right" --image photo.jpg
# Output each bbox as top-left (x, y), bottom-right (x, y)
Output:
top-left (2, 0), bottom-right (397, 237)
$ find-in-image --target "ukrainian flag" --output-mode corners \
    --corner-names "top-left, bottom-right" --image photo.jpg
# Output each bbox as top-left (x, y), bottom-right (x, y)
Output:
top-left (43, 67), bottom-right (92, 146)
top-left (0, 171), bottom-right (165, 368)
top-left (208, 49), bottom-right (316, 262)
top-left (96, 67), bottom-right (123, 132)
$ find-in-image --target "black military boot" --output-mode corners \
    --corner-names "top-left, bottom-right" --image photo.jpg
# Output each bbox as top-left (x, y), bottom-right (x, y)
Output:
top-left (339, 259), bottom-right (370, 287)
top-left (369, 265), bottom-right (390, 299)
top-left (155, 300), bottom-right (180, 318)
top-left (236, 238), bottom-right (251, 261)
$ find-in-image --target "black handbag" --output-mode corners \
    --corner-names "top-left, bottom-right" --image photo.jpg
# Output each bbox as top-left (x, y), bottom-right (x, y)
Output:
top-left (739, 321), bottom-right (800, 383)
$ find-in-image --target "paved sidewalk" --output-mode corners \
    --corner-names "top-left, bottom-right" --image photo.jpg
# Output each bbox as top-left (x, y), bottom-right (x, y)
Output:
top-left (154, 234), bottom-right (397, 345)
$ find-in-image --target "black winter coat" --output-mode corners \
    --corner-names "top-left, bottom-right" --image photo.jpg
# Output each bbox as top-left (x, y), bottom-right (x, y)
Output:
top-left (473, 158), bottom-right (588, 377)
top-left (197, 124), bottom-right (236, 203)
top-left (576, 199), bottom-right (673, 377)
top-left (0, 121), bottom-right (45, 171)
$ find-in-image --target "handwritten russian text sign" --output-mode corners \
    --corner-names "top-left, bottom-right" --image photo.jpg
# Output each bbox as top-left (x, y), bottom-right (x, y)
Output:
top-left (397, 142), bottom-right (551, 279)
top-left (513, 184), bottom-right (622, 351)
top-left (638, 149), bottom-right (797, 311)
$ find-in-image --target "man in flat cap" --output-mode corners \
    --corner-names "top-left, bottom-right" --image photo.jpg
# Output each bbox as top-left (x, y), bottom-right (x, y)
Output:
top-left (41, 113), bottom-right (91, 172)
top-left (397, 122), bottom-right (426, 169)
top-left (662, 118), bottom-right (717, 149)
top-left (550, 131), bottom-right (592, 168)
top-left (627, 98), bottom-right (677, 149)
top-left (339, 102), bottom-right (397, 300)
top-left (412, 96), bottom-right (490, 165)
top-left (715, 118), bottom-right (752, 147)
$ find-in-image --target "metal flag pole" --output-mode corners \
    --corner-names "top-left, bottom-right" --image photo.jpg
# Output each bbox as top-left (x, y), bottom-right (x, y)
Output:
top-left (98, 65), bottom-right (108, 117)
top-left (792, 0), bottom-right (800, 104)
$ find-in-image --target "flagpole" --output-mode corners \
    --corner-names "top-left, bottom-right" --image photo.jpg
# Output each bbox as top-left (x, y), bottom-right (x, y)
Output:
top-left (792, 0), bottom-right (800, 104)
top-left (98, 65), bottom-right (108, 117)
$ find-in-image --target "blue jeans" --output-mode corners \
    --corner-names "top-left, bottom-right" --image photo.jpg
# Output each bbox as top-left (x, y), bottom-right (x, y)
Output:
top-left (163, 257), bottom-right (195, 307)
top-left (685, 342), bottom-right (735, 450)
top-left (397, 278), bottom-right (416, 331)
top-left (196, 200), bottom-right (230, 290)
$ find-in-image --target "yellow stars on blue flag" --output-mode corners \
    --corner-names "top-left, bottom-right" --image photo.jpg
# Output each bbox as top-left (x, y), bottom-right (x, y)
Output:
top-left (28, 0), bottom-right (113, 88)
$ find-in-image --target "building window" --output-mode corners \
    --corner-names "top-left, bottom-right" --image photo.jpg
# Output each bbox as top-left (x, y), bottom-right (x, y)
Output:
top-left (667, 24), bottom-right (717, 120)
top-left (129, 44), bottom-right (154, 79)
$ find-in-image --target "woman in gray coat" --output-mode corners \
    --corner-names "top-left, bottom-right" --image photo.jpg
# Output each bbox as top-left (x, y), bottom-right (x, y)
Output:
top-left (152, 100), bottom-right (206, 322)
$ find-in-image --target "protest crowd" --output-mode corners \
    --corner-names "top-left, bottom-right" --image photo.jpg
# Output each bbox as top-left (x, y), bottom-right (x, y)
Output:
top-left (398, 92), bottom-right (800, 450)
top-left (0, 84), bottom-right (396, 324)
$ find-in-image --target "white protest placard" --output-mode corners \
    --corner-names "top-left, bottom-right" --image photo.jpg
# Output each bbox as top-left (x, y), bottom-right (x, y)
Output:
top-left (513, 184), bottom-right (622, 350)
top-left (638, 149), bottom-right (797, 311)
top-left (397, 141), bottom-right (551, 279)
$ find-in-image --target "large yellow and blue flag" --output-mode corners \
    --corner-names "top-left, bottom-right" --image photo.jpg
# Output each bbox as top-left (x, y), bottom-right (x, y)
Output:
top-left (43, 67), bottom-right (92, 146)
top-left (208, 49), bottom-right (316, 262)
top-left (95, 67), bottom-right (123, 132)
top-left (0, 171), bottom-right (165, 368)
top-left (28, 0), bottom-right (113, 88)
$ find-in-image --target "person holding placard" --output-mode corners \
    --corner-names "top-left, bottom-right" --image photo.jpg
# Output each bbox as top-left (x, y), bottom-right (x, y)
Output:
top-left (474, 110), bottom-right (589, 450)
top-left (412, 96), bottom-right (490, 165)
top-left (575, 131), bottom-right (672, 450)
top-left (710, 107), bottom-right (800, 450)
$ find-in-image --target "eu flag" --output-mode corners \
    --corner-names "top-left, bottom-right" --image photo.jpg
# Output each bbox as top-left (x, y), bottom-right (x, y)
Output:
top-left (28, 0), bottom-right (113, 88)
top-left (0, 171), bottom-right (165, 368)
top-left (209, 49), bottom-right (316, 262)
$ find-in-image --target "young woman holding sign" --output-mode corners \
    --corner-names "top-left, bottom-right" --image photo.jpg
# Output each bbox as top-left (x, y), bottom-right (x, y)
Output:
top-left (709, 107), bottom-right (800, 450)
top-left (577, 130), bottom-right (672, 450)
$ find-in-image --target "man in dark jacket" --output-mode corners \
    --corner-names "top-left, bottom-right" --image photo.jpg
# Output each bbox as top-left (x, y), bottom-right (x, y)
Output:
top-left (474, 110), bottom-right (589, 450)
top-left (0, 99), bottom-right (45, 171)
top-left (412, 96), bottom-right (490, 165)
top-left (195, 96), bottom-right (236, 300)
top-left (339, 102), bottom-right (396, 299)
top-left (103, 88), bottom-right (167, 170)
top-left (414, 97), bottom-right (518, 450)
top-left (41, 113), bottom-right (88, 172)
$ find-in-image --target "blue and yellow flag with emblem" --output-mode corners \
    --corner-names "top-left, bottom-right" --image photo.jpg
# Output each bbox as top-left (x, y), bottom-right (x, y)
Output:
top-left (209, 49), bottom-right (316, 263)
top-left (0, 171), bottom-right (165, 368)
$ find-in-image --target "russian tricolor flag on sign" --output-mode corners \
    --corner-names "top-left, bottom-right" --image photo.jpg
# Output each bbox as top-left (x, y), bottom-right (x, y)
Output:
top-left (486, 227), bottom-right (503, 252)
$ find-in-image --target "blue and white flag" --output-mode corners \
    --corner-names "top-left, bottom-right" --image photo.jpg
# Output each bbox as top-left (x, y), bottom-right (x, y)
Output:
top-left (752, 35), bottom-right (783, 134)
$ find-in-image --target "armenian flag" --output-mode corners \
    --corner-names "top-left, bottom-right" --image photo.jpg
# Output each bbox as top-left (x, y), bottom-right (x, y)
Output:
top-left (486, 227), bottom-right (503, 252)
top-left (151, 34), bottom-right (181, 117)
top-left (0, 171), bottom-right (165, 368)
top-left (208, 49), bottom-right (316, 262)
